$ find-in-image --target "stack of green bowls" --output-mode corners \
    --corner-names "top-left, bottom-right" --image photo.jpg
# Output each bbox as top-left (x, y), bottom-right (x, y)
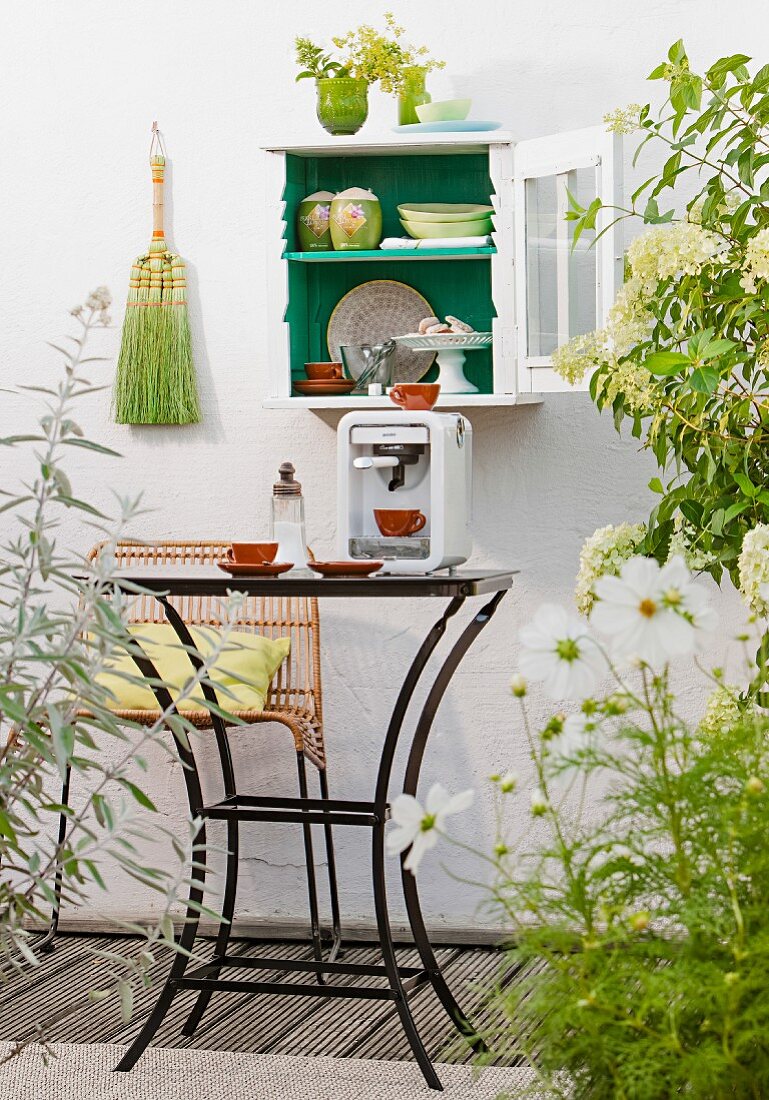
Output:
top-left (397, 203), bottom-right (494, 240)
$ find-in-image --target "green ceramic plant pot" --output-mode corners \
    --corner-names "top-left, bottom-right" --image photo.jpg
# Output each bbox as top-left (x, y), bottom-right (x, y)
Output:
top-left (316, 78), bottom-right (369, 136)
top-left (398, 66), bottom-right (431, 126)
top-left (296, 190), bottom-right (334, 251)
top-left (330, 187), bottom-right (382, 251)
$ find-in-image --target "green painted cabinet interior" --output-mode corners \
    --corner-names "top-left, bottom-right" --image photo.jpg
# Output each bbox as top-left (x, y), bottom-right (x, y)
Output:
top-left (282, 152), bottom-right (497, 394)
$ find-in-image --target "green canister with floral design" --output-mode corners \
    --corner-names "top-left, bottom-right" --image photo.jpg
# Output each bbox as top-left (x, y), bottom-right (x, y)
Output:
top-left (296, 190), bottom-right (334, 252)
top-left (329, 187), bottom-right (382, 251)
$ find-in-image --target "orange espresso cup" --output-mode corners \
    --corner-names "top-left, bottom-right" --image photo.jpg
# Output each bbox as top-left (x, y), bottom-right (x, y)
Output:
top-left (305, 362), bottom-right (343, 380)
top-left (389, 383), bottom-right (440, 411)
top-left (374, 509), bottom-right (427, 538)
top-left (226, 542), bottom-right (279, 565)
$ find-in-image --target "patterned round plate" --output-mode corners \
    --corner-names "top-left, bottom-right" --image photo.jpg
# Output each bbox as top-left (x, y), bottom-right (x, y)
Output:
top-left (327, 280), bottom-right (436, 384)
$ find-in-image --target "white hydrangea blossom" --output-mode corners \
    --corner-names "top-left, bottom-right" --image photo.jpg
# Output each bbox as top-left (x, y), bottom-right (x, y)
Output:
top-left (626, 222), bottom-right (722, 292)
top-left (551, 331), bottom-right (610, 387)
top-left (605, 276), bottom-right (653, 358)
top-left (738, 524), bottom-right (769, 617)
top-left (687, 189), bottom-right (740, 226)
top-left (575, 523), bottom-right (647, 615)
top-left (552, 222), bottom-right (720, 399)
top-left (604, 104), bottom-right (643, 135)
top-left (667, 515), bottom-right (712, 573)
top-left (601, 355), bottom-right (659, 413)
top-left (698, 684), bottom-right (743, 739)
top-left (741, 228), bottom-right (769, 294)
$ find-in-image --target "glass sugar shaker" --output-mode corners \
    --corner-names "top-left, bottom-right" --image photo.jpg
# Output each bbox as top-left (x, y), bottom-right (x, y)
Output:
top-left (269, 462), bottom-right (309, 571)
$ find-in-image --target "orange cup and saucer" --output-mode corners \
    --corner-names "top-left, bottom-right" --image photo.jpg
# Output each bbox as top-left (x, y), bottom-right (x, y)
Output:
top-left (389, 383), bottom-right (440, 411)
top-left (217, 542), bottom-right (292, 576)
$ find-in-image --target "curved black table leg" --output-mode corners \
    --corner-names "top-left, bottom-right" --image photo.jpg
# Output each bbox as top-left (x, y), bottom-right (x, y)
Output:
top-left (371, 596), bottom-right (465, 1092)
top-left (115, 640), bottom-right (209, 1071)
top-left (372, 817), bottom-right (441, 1090)
top-left (401, 590), bottom-right (508, 1054)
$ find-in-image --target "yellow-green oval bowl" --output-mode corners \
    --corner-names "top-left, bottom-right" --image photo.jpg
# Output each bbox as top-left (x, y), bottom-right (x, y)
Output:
top-left (397, 202), bottom-right (494, 223)
top-left (399, 216), bottom-right (494, 239)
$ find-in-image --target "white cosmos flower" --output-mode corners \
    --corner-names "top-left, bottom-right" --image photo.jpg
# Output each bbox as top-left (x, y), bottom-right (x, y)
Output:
top-left (386, 783), bottom-right (474, 874)
top-left (592, 555), bottom-right (717, 666)
top-left (560, 709), bottom-right (600, 754)
top-left (545, 707), bottom-right (601, 774)
top-left (519, 604), bottom-right (606, 700)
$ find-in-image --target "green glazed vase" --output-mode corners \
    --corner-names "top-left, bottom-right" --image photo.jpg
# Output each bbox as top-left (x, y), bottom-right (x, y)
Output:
top-left (398, 67), bottom-right (431, 126)
top-left (329, 187), bottom-right (382, 251)
top-left (316, 78), bottom-right (369, 136)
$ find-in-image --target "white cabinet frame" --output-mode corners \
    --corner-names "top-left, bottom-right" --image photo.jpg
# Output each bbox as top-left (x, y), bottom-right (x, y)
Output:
top-left (262, 128), bottom-right (621, 408)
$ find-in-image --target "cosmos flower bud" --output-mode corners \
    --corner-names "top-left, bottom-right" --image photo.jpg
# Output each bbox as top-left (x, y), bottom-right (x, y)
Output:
top-left (530, 789), bottom-right (547, 816)
top-left (510, 674), bottom-right (527, 698)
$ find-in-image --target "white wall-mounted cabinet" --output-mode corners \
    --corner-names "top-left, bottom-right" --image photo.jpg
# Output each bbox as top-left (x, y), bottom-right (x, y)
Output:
top-left (262, 128), bottom-right (622, 409)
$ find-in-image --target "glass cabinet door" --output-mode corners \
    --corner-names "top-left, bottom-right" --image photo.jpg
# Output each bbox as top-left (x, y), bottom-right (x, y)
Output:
top-left (514, 126), bottom-right (622, 393)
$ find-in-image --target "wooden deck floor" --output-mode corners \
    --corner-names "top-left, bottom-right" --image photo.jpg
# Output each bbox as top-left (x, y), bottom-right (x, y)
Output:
top-left (0, 934), bottom-right (516, 1065)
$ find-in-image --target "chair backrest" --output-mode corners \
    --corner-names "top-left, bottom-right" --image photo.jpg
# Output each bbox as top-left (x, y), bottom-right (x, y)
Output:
top-left (88, 540), bottom-right (322, 721)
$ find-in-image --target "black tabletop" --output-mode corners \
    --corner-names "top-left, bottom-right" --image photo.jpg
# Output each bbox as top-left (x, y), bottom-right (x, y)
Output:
top-left (113, 568), bottom-right (517, 599)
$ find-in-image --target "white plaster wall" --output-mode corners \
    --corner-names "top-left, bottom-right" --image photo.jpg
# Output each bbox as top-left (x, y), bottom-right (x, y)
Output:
top-left (0, 0), bottom-right (760, 934)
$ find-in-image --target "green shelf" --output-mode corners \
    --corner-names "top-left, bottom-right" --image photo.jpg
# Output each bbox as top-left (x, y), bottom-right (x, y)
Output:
top-left (283, 150), bottom-right (497, 395)
top-left (284, 247), bottom-right (496, 262)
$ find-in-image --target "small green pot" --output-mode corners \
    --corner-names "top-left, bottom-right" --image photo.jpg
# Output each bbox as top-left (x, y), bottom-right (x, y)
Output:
top-left (316, 78), bottom-right (369, 136)
top-left (398, 66), bottom-right (431, 126)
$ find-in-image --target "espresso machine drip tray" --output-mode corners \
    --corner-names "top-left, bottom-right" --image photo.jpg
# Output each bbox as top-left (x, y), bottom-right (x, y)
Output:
top-left (349, 536), bottom-right (431, 561)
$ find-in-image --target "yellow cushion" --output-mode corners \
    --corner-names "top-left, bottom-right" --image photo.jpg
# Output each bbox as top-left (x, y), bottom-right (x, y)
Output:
top-left (98, 623), bottom-right (290, 713)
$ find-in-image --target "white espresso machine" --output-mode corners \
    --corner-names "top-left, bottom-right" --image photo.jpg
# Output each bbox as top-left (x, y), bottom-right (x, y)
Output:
top-left (337, 410), bottom-right (473, 575)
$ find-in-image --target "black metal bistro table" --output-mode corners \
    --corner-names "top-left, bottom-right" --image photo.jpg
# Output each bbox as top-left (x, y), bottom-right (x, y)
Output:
top-left (114, 569), bottom-right (516, 1091)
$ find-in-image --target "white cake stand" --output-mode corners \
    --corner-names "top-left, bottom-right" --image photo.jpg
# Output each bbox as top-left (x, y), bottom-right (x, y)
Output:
top-left (393, 332), bottom-right (492, 393)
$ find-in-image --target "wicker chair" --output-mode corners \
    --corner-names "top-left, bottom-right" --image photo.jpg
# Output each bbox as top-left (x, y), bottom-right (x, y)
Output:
top-left (45, 539), bottom-right (340, 960)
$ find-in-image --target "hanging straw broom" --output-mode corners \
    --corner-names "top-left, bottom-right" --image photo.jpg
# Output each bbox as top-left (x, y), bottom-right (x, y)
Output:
top-left (113, 123), bottom-right (200, 424)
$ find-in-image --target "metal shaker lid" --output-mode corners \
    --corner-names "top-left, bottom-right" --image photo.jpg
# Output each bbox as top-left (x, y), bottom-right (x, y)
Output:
top-left (273, 462), bottom-right (302, 496)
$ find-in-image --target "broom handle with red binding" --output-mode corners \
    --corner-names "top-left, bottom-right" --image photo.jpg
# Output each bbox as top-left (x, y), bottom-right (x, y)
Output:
top-left (151, 154), bottom-right (165, 244)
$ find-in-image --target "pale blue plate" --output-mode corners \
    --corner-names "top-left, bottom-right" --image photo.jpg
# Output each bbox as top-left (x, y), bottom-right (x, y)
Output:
top-left (392, 120), bottom-right (502, 134)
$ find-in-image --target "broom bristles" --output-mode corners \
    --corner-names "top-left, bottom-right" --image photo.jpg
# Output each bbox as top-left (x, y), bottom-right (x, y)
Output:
top-left (113, 246), bottom-right (200, 425)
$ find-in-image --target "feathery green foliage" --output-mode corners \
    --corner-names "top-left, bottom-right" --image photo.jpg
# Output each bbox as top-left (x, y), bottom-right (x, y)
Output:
top-left (473, 676), bottom-right (769, 1098)
top-left (1, 293), bottom-right (231, 1057)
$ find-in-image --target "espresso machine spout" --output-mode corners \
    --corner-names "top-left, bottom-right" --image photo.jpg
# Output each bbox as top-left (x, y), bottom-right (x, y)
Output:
top-left (353, 456), bottom-right (399, 470)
